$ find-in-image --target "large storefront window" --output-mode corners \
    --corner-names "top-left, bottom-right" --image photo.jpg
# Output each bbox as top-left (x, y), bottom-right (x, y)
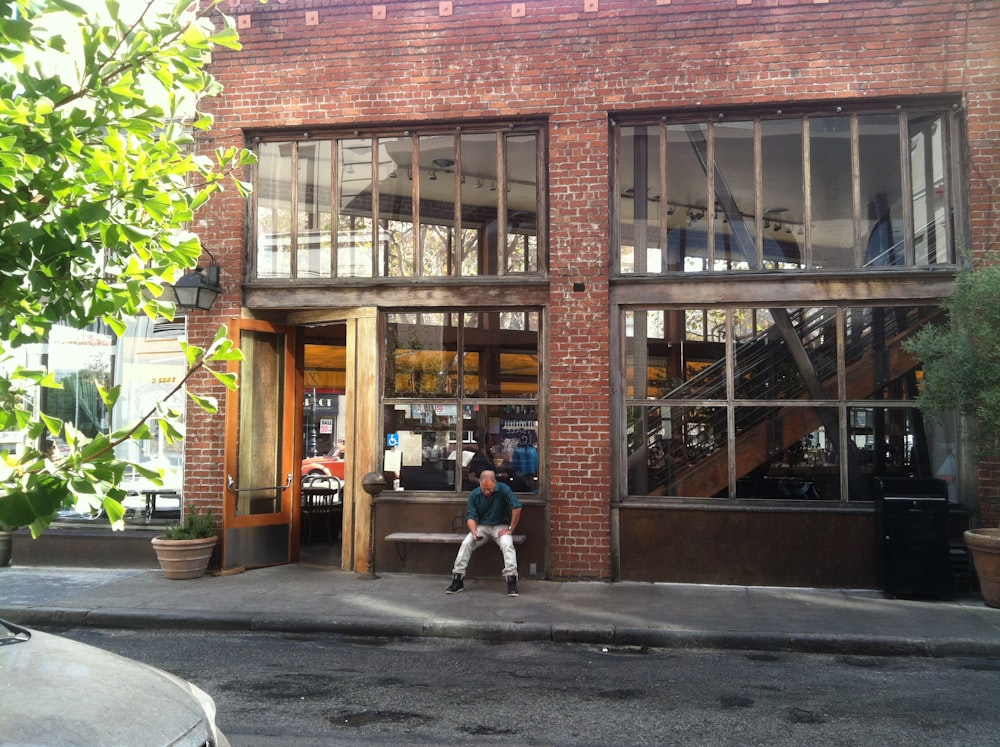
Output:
top-left (2, 319), bottom-right (188, 522)
top-left (383, 311), bottom-right (540, 493)
top-left (252, 124), bottom-right (544, 280)
top-left (615, 102), bottom-right (959, 273)
top-left (624, 305), bottom-right (959, 502)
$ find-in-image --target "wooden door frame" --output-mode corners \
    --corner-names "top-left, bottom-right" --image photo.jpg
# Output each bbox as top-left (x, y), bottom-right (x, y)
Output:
top-left (286, 307), bottom-right (379, 573)
top-left (221, 318), bottom-right (298, 570)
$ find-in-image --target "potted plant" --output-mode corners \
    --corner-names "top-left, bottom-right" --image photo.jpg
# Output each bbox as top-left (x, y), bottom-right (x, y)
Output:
top-left (903, 263), bottom-right (1000, 607)
top-left (151, 510), bottom-right (219, 580)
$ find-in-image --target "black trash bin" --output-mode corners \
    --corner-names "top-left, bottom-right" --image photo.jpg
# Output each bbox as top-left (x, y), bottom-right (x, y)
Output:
top-left (876, 477), bottom-right (953, 599)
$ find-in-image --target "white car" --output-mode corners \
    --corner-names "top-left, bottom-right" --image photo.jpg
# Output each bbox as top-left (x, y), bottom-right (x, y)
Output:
top-left (0, 618), bottom-right (230, 747)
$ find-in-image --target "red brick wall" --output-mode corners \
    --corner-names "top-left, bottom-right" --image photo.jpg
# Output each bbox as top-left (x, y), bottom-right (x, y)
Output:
top-left (190, 0), bottom-right (1000, 579)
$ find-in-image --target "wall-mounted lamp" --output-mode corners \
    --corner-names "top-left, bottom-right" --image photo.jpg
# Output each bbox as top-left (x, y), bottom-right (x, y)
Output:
top-left (171, 249), bottom-right (221, 311)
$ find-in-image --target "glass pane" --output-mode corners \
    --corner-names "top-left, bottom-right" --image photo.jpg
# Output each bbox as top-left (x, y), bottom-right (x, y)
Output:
top-left (505, 133), bottom-right (539, 273)
top-left (115, 320), bottom-right (185, 495)
top-left (506, 232), bottom-right (537, 274)
top-left (849, 406), bottom-right (935, 499)
top-left (735, 408), bottom-right (840, 501)
top-left (419, 222), bottom-right (455, 277)
top-left (465, 311), bottom-right (539, 398)
top-left (378, 135), bottom-right (416, 277)
top-left (458, 132), bottom-right (497, 275)
top-left (47, 324), bottom-right (113, 440)
top-left (761, 119), bottom-right (805, 269)
top-left (859, 114), bottom-right (904, 267)
top-left (843, 306), bottom-right (934, 400)
top-left (497, 404), bottom-right (539, 493)
top-left (302, 338), bottom-right (346, 461)
top-left (666, 124), bottom-right (711, 272)
top-left (733, 307), bottom-right (838, 401)
top-left (387, 402), bottom-right (537, 493)
top-left (237, 330), bottom-right (285, 516)
top-left (385, 404), bottom-right (463, 491)
top-left (296, 141), bottom-right (332, 278)
top-left (459, 226), bottom-right (480, 276)
top-left (908, 112), bottom-right (951, 265)
top-left (627, 405), bottom-right (728, 497)
top-left (384, 313), bottom-right (458, 398)
top-left (418, 135), bottom-right (456, 277)
top-left (256, 142), bottom-right (292, 279)
top-left (924, 410), bottom-right (960, 502)
top-left (625, 309), bottom-right (727, 400)
top-left (338, 139), bottom-right (374, 277)
top-left (619, 126), bottom-right (661, 273)
top-left (385, 402), bottom-right (540, 493)
top-left (809, 116), bottom-right (855, 269)
top-left (712, 120), bottom-right (754, 271)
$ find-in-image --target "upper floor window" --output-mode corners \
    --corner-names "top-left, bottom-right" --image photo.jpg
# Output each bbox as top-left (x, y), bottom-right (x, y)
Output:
top-left (250, 124), bottom-right (545, 280)
top-left (614, 101), bottom-right (961, 273)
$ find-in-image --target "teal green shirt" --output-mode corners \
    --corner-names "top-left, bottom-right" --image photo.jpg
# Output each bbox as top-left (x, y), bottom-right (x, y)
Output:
top-left (467, 482), bottom-right (521, 526)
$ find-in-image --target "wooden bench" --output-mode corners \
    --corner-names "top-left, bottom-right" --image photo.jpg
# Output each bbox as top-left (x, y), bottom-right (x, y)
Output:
top-left (385, 531), bottom-right (526, 568)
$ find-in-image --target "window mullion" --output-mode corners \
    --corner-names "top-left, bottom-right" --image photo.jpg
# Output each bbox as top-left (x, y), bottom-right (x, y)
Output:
top-left (411, 134), bottom-right (421, 278)
top-left (330, 140), bottom-right (339, 278)
top-left (725, 307), bottom-right (736, 499)
top-left (290, 143), bottom-right (299, 278)
top-left (659, 120), bottom-right (670, 273)
top-left (706, 124), bottom-right (716, 269)
top-left (896, 109), bottom-right (916, 266)
top-left (498, 131), bottom-right (508, 276)
top-left (836, 308), bottom-right (849, 502)
top-left (753, 119), bottom-right (762, 269)
top-left (633, 129), bottom-right (649, 274)
top-left (802, 117), bottom-right (812, 269)
top-left (851, 114), bottom-right (863, 268)
top-left (454, 131), bottom-right (462, 277)
top-left (371, 138), bottom-right (382, 278)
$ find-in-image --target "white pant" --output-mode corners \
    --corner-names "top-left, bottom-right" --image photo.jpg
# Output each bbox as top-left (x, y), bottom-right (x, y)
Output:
top-left (451, 525), bottom-right (518, 579)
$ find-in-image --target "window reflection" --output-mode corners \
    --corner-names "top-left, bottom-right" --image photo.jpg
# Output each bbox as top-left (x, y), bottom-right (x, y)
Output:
top-left (253, 126), bottom-right (543, 280)
top-left (810, 115), bottom-right (855, 268)
top-left (256, 142), bottom-right (293, 278)
top-left (624, 305), bottom-right (949, 501)
top-left (383, 311), bottom-right (540, 493)
top-left (615, 104), bottom-right (958, 273)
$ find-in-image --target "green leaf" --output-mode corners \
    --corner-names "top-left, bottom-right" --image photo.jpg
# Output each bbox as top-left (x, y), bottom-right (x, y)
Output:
top-left (210, 369), bottom-right (239, 391)
top-left (187, 391), bottom-right (218, 413)
top-left (102, 496), bottom-right (126, 530)
top-left (97, 383), bottom-right (121, 408)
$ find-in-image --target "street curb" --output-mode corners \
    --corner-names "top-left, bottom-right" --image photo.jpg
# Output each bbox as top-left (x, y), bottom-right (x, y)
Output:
top-left (4, 606), bottom-right (1000, 659)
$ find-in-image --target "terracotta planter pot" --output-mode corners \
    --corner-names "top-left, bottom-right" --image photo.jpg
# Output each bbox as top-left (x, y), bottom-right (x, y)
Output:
top-left (964, 528), bottom-right (1000, 608)
top-left (151, 536), bottom-right (218, 580)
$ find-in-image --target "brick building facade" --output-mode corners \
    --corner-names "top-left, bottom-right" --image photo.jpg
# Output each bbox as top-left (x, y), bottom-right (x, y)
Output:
top-left (181, 0), bottom-right (1000, 587)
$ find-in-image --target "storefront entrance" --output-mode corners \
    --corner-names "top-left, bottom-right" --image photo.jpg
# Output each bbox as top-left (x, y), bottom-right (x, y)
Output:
top-left (221, 310), bottom-right (379, 573)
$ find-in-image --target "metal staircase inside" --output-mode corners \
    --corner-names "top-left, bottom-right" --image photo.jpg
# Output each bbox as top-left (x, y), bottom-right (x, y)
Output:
top-left (629, 305), bottom-right (941, 499)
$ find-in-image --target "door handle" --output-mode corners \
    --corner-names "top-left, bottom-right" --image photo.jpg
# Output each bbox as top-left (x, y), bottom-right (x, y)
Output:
top-left (227, 473), bottom-right (293, 493)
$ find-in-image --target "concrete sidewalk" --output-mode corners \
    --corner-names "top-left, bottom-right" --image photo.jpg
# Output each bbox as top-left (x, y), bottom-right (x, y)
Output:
top-left (2, 564), bottom-right (999, 658)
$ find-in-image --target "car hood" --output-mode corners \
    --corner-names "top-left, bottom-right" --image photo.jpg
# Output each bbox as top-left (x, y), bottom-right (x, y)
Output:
top-left (0, 621), bottom-right (227, 747)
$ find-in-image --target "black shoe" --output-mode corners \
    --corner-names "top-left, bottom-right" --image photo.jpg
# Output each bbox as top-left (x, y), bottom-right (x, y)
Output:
top-left (446, 574), bottom-right (464, 594)
top-left (506, 576), bottom-right (519, 597)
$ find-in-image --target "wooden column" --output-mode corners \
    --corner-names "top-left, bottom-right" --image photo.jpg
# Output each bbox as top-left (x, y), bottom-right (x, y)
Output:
top-left (341, 308), bottom-right (379, 572)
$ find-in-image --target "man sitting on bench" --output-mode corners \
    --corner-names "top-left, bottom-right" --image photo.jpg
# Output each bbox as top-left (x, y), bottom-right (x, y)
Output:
top-left (446, 470), bottom-right (522, 597)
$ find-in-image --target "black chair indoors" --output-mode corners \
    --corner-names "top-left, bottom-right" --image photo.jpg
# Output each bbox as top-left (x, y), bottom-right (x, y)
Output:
top-left (301, 475), bottom-right (343, 544)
